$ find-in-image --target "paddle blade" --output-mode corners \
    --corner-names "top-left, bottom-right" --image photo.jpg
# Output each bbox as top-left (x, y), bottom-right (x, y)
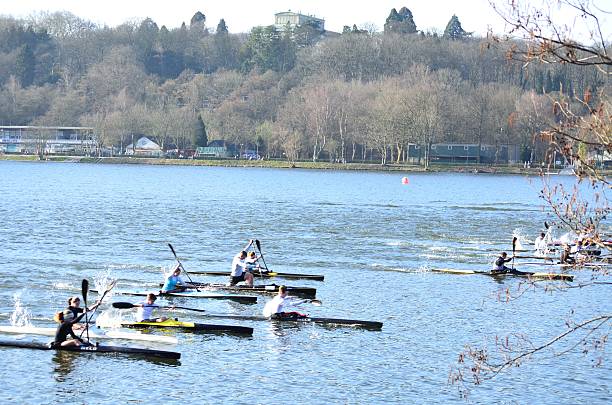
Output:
top-left (512, 237), bottom-right (517, 254)
top-left (310, 299), bottom-right (322, 306)
top-left (255, 239), bottom-right (261, 252)
top-left (168, 243), bottom-right (177, 258)
top-left (544, 221), bottom-right (549, 229)
top-left (112, 302), bottom-right (136, 309)
top-left (81, 279), bottom-right (89, 305)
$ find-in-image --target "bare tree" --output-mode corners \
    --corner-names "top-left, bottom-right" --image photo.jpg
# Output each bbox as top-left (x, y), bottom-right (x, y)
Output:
top-left (452, 0), bottom-right (611, 393)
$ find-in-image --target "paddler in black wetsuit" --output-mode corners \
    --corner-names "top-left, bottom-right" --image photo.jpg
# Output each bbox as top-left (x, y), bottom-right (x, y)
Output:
top-left (50, 310), bottom-right (90, 348)
top-left (492, 252), bottom-right (513, 274)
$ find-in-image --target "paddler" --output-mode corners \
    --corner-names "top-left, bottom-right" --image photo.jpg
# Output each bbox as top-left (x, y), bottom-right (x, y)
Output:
top-left (492, 252), bottom-right (513, 274)
top-left (263, 285), bottom-right (307, 319)
top-left (51, 310), bottom-right (90, 348)
top-left (161, 266), bottom-right (193, 293)
top-left (559, 244), bottom-right (575, 264)
top-left (230, 250), bottom-right (254, 287)
top-left (133, 293), bottom-right (169, 322)
top-left (534, 232), bottom-right (548, 255)
top-left (246, 251), bottom-right (263, 272)
top-left (63, 296), bottom-right (101, 330)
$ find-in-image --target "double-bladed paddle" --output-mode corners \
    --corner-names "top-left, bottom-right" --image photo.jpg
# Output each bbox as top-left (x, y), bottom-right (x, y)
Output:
top-left (512, 237), bottom-right (517, 270)
top-left (112, 301), bottom-right (207, 313)
top-left (81, 279), bottom-right (91, 343)
top-left (79, 279), bottom-right (117, 339)
top-left (168, 243), bottom-right (200, 292)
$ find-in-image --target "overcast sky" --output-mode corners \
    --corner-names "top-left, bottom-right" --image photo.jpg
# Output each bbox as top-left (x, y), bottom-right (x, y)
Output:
top-left (2, 0), bottom-right (608, 41)
top-left (1, 0), bottom-right (514, 36)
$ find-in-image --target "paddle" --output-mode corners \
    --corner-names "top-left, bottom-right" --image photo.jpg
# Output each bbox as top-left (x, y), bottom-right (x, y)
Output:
top-left (255, 239), bottom-right (270, 275)
top-left (512, 237), bottom-right (517, 270)
top-left (168, 243), bottom-right (200, 292)
top-left (112, 302), bottom-right (207, 313)
top-left (81, 279), bottom-right (91, 343)
top-left (79, 279), bottom-right (117, 339)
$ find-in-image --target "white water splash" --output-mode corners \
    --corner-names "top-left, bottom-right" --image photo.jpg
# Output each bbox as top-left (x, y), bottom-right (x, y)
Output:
top-left (512, 228), bottom-right (530, 250)
top-left (93, 268), bottom-right (119, 294)
top-left (95, 309), bottom-right (126, 328)
top-left (10, 292), bottom-right (32, 327)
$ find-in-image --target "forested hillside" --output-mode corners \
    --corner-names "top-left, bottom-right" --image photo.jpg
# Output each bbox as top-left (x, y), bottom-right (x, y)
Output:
top-left (0, 7), bottom-right (607, 163)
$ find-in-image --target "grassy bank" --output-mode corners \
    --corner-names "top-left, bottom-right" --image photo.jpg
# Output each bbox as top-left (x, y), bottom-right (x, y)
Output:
top-left (0, 154), bottom-right (592, 176)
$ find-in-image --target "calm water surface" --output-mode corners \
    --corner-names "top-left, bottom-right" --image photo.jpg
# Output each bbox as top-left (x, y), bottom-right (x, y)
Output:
top-left (0, 161), bottom-right (609, 404)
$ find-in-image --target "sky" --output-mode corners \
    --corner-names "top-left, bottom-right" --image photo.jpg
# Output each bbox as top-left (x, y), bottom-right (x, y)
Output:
top-left (0, 0), bottom-right (515, 36)
top-left (1, 0), bottom-right (608, 41)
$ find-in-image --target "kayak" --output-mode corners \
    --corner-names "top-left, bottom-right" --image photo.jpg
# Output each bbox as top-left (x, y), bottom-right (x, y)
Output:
top-left (197, 313), bottom-right (383, 330)
top-left (118, 319), bottom-right (253, 336)
top-left (189, 270), bottom-right (325, 281)
top-left (0, 339), bottom-right (180, 360)
top-left (431, 268), bottom-right (574, 281)
top-left (0, 325), bottom-right (178, 344)
top-left (171, 283), bottom-right (317, 299)
top-left (101, 290), bottom-right (258, 304)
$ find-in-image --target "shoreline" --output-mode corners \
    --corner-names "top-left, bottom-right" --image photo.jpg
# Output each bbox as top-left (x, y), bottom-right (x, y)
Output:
top-left (0, 154), bottom-right (593, 176)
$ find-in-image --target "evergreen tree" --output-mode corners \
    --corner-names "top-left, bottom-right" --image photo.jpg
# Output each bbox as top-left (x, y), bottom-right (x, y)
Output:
top-left (216, 19), bottom-right (229, 35)
top-left (190, 12), bottom-right (206, 27)
top-left (195, 114), bottom-right (208, 147)
top-left (15, 44), bottom-right (35, 87)
top-left (384, 7), bottom-right (417, 34)
top-left (443, 15), bottom-right (471, 40)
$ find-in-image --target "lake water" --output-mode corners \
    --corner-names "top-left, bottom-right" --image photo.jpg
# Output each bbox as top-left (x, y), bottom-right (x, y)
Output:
top-left (0, 161), bottom-right (609, 404)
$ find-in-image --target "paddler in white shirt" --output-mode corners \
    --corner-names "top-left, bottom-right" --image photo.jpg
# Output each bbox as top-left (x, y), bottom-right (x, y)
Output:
top-left (534, 232), bottom-right (548, 255)
top-left (263, 286), bottom-right (308, 319)
top-left (133, 293), bottom-right (169, 322)
top-left (230, 250), bottom-right (254, 287)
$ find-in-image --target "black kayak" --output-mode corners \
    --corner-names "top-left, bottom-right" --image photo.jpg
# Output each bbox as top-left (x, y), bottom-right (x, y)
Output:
top-left (197, 313), bottom-right (383, 330)
top-left (0, 339), bottom-right (180, 360)
top-left (162, 283), bottom-right (317, 299)
top-left (120, 319), bottom-right (253, 336)
top-left (189, 270), bottom-right (325, 281)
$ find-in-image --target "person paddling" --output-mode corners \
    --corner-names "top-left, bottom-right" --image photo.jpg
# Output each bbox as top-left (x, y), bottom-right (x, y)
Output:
top-left (534, 232), bottom-right (548, 255)
top-left (230, 250), bottom-right (254, 287)
top-left (161, 266), bottom-right (193, 293)
top-left (63, 296), bottom-right (101, 331)
top-left (133, 293), bottom-right (170, 322)
top-left (51, 310), bottom-right (90, 348)
top-left (559, 244), bottom-right (575, 264)
top-left (492, 252), bottom-right (513, 274)
top-left (263, 285), bottom-right (308, 319)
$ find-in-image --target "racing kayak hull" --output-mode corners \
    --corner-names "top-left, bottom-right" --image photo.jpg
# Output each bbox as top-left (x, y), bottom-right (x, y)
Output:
top-left (189, 270), bottom-right (325, 281)
top-left (0, 339), bottom-right (180, 360)
top-left (120, 319), bottom-right (253, 336)
top-left (0, 325), bottom-right (178, 344)
top-left (431, 268), bottom-right (574, 281)
top-left (174, 283), bottom-right (317, 299)
top-left (197, 313), bottom-right (383, 330)
top-left (103, 290), bottom-right (257, 304)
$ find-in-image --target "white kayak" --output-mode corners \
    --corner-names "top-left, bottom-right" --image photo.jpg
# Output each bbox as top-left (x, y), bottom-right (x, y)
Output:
top-left (0, 325), bottom-right (178, 345)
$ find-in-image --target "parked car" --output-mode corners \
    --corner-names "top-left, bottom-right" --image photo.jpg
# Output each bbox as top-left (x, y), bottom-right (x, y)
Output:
top-left (242, 153), bottom-right (261, 160)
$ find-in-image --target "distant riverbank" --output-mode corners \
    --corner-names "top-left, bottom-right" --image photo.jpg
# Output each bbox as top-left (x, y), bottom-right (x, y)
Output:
top-left (0, 154), bottom-right (587, 176)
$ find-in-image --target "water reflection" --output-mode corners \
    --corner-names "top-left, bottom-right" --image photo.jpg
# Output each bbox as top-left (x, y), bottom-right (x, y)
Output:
top-left (52, 351), bottom-right (77, 382)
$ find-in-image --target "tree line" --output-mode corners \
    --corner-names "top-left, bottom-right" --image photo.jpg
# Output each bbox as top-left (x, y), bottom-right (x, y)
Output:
top-left (0, 7), bottom-right (607, 163)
